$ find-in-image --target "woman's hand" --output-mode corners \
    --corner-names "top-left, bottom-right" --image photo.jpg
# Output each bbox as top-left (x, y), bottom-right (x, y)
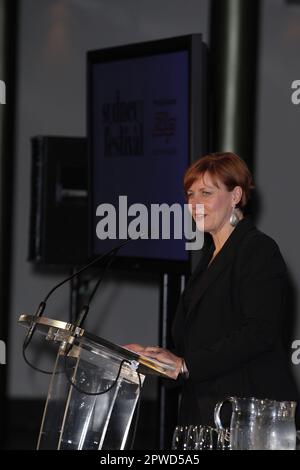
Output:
top-left (123, 343), bottom-right (146, 354)
top-left (144, 347), bottom-right (183, 379)
top-left (124, 344), bottom-right (183, 379)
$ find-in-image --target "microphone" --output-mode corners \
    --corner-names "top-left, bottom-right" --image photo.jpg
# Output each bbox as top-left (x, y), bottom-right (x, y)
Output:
top-left (62, 249), bottom-right (118, 355)
top-left (23, 301), bottom-right (46, 350)
top-left (23, 238), bottom-right (139, 350)
top-left (72, 249), bottom-right (117, 330)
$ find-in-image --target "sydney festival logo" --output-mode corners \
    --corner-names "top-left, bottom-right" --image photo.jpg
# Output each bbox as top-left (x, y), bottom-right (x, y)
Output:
top-left (102, 90), bottom-right (143, 157)
top-left (0, 80), bottom-right (5, 104)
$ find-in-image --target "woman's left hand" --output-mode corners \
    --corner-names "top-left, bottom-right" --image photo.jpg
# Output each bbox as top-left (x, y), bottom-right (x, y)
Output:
top-left (141, 346), bottom-right (183, 379)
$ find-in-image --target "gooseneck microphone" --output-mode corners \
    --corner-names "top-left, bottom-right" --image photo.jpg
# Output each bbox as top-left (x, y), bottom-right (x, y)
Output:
top-left (23, 238), bottom-right (138, 351)
top-left (63, 250), bottom-right (118, 356)
top-left (72, 250), bottom-right (117, 330)
top-left (23, 301), bottom-right (47, 350)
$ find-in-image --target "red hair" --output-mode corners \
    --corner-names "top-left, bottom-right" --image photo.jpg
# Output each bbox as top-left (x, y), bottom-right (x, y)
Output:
top-left (184, 152), bottom-right (254, 209)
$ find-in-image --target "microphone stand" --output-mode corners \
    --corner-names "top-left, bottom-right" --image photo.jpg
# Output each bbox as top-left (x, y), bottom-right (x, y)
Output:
top-left (63, 250), bottom-right (117, 356)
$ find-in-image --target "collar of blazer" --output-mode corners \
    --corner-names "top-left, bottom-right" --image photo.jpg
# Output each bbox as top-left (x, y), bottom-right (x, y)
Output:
top-left (185, 215), bottom-right (256, 318)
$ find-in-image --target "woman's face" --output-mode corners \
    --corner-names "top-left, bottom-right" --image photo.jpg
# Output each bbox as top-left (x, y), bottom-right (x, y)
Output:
top-left (186, 172), bottom-right (239, 235)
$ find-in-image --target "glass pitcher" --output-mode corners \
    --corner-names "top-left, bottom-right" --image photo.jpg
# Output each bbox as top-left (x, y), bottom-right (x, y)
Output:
top-left (258, 399), bottom-right (297, 450)
top-left (214, 396), bottom-right (297, 450)
top-left (214, 397), bottom-right (262, 450)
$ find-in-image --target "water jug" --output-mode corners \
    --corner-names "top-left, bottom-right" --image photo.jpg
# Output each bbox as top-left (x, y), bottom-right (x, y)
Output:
top-left (214, 396), bottom-right (296, 450)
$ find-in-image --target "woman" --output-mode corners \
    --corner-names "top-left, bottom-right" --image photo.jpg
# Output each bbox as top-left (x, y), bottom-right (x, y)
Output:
top-left (126, 152), bottom-right (298, 426)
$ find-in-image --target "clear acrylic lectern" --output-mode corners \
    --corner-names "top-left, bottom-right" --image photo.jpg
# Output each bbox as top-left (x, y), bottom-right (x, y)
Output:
top-left (19, 314), bottom-right (174, 450)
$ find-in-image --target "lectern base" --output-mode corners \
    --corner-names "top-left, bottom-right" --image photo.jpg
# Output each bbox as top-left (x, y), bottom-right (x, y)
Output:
top-left (37, 347), bottom-right (144, 450)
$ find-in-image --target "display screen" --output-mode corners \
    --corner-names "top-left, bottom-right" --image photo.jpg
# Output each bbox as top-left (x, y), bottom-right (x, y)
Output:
top-left (88, 36), bottom-right (204, 271)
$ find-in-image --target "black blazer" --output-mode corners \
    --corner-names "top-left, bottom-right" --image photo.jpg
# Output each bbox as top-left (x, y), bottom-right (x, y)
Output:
top-left (172, 216), bottom-right (299, 425)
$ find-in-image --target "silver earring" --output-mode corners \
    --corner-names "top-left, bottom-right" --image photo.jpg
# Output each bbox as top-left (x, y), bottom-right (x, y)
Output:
top-left (229, 206), bottom-right (240, 227)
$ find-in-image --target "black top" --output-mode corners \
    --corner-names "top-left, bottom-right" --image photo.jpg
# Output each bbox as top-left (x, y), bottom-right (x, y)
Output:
top-left (172, 216), bottom-right (299, 425)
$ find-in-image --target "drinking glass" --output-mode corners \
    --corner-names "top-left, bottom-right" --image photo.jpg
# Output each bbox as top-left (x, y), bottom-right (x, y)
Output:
top-left (216, 428), bottom-right (231, 450)
top-left (186, 425), bottom-right (199, 450)
top-left (172, 425), bottom-right (200, 450)
top-left (172, 424), bottom-right (230, 450)
top-left (171, 425), bottom-right (188, 450)
top-left (198, 425), bottom-right (214, 450)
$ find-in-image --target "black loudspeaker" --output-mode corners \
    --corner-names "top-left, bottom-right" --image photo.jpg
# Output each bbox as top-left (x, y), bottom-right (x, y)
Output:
top-left (28, 136), bottom-right (88, 266)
